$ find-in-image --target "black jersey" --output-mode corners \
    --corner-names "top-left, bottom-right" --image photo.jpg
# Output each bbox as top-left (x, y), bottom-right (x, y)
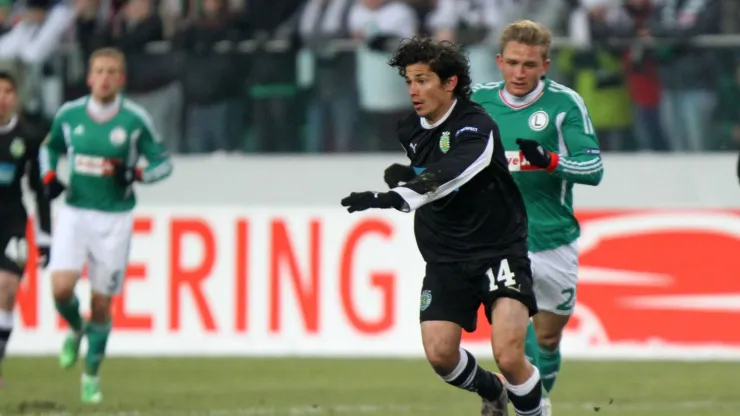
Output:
top-left (0, 115), bottom-right (51, 236)
top-left (391, 99), bottom-right (528, 262)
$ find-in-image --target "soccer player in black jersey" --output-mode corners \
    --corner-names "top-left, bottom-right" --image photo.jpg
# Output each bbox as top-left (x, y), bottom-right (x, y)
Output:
top-left (341, 38), bottom-right (542, 416)
top-left (0, 71), bottom-right (51, 385)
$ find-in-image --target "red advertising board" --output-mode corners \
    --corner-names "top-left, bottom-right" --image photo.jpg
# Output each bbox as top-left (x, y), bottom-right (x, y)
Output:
top-left (12, 208), bottom-right (740, 357)
top-left (463, 210), bottom-right (740, 347)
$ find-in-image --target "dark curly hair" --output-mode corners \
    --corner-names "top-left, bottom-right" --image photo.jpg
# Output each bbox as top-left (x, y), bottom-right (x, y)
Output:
top-left (388, 36), bottom-right (472, 100)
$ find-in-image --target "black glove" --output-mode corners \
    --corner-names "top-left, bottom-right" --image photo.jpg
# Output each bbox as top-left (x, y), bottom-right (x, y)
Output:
top-left (341, 191), bottom-right (404, 213)
top-left (384, 164), bottom-right (415, 188)
top-left (114, 163), bottom-right (140, 187)
top-left (43, 172), bottom-right (66, 200)
top-left (516, 138), bottom-right (555, 170)
top-left (37, 244), bottom-right (50, 268)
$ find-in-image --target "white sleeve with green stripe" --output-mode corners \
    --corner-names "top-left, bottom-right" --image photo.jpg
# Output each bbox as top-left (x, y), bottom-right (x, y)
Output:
top-left (551, 101), bottom-right (604, 186)
top-left (128, 103), bottom-right (173, 184)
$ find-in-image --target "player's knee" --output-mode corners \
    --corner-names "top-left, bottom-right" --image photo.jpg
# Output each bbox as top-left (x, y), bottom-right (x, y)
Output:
top-left (421, 320), bottom-right (463, 375)
top-left (51, 271), bottom-right (79, 301)
top-left (424, 342), bottom-right (460, 375)
top-left (0, 272), bottom-right (19, 309)
top-left (536, 329), bottom-right (562, 350)
top-left (534, 313), bottom-right (568, 349)
top-left (492, 332), bottom-right (526, 376)
top-left (493, 347), bottom-right (525, 377)
top-left (90, 293), bottom-right (112, 323)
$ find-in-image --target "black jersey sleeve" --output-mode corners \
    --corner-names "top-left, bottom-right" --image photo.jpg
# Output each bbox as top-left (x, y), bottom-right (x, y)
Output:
top-left (26, 131), bottom-right (51, 239)
top-left (390, 119), bottom-right (495, 213)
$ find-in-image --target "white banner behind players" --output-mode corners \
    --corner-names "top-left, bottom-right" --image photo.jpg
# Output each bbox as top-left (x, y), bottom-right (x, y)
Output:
top-left (11, 154), bottom-right (740, 359)
top-left (10, 206), bottom-right (740, 360)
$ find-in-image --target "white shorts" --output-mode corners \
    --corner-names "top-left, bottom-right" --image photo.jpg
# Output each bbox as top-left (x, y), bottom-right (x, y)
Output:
top-left (530, 241), bottom-right (579, 315)
top-left (49, 205), bottom-right (134, 296)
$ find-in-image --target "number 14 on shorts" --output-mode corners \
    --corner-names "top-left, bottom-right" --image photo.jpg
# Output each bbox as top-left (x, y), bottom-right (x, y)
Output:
top-left (487, 259), bottom-right (518, 292)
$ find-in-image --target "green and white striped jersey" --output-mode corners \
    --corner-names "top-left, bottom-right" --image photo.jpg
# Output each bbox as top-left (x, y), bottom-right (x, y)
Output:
top-left (472, 77), bottom-right (603, 252)
top-left (40, 95), bottom-right (172, 212)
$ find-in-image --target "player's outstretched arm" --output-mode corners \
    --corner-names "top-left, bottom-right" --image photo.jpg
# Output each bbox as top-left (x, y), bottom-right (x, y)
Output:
top-left (340, 128), bottom-right (493, 214)
top-left (391, 128), bottom-right (493, 212)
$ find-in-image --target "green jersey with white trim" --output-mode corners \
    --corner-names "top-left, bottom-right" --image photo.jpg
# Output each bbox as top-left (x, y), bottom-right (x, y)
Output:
top-left (472, 78), bottom-right (603, 252)
top-left (39, 95), bottom-right (173, 212)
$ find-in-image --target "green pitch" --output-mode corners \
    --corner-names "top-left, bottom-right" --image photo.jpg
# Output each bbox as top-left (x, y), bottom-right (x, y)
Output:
top-left (1, 358), bottom-right (739, 415)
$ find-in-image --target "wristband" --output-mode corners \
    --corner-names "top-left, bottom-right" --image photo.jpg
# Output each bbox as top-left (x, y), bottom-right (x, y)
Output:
top-left (43, 171), bottom-right (56, 185)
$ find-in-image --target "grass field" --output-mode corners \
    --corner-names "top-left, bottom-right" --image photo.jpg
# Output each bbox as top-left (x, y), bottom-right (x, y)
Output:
top-left (0, 358), bottom-right (739, 416)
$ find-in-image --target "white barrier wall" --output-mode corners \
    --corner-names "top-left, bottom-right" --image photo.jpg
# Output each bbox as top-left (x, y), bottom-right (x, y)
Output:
top-left (42, 153), bottom-right (740, 207)
top-left (11, 154), bottom-right (740, 359)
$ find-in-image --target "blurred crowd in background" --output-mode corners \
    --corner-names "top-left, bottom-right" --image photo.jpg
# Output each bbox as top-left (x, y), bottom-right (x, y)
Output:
top-left (0, 0), bottom-right (737, 154)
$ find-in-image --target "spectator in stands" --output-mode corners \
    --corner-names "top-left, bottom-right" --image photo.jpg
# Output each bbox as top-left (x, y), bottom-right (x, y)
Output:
top-left (714, 50), bottom-right (740, 150)
top-left (0, 0), bottom-right (76, 65)
top-left (299, 0), bottom-right (359, 153)
top-left (99, 0), bottom-right (184, 152)
top-left (0, 0), bottom-right (77, 118)
top-left (591, 0), bottom-right (668, 152)
top-left (349, 0), bottom-right (417, 151)
top-left (561, 0), bottom-right (634, 151)
top-left (715, 0), bottom-right (740, 149)
top-left (426, 0), bottom-right (499, 84)
top-left (426, 0), bottom-right (570, 85)
top-left (404, 0), bottom-right (434, 36)
top-left (240, 0), bottom-right (305, 153)
top-left (173, 0), bottom-right (242, 154)
top-left (0, 0), bottom-right (13, 35)
top-left (647, 0), bottom-right (721, 151)
top-left (721, 0), bottom-right (739, 34)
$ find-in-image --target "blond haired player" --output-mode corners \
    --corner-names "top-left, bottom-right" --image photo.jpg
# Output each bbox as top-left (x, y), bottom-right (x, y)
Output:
top-left (39, 48), bottom-right (173, 403)
top-left (472, 20), bottom-right (604, 416)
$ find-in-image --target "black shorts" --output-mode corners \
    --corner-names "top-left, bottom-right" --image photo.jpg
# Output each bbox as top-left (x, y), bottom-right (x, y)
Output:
top-left (419, 254), bottom-right (537, 332)
top-left (0, 221), bottom-right (27, 277)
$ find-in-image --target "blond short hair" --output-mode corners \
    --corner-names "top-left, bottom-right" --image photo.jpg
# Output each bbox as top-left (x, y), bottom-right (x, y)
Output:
top-left (89, 47), bottom-right (127, 73)
top-left (499, 20), bottom-right (552, 60)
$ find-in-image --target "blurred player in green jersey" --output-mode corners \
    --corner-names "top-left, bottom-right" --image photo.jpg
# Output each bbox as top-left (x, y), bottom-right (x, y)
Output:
top-left (472, 20), bottom-right (604, 416)
top-left (39, 47), bottom-right (173, 404)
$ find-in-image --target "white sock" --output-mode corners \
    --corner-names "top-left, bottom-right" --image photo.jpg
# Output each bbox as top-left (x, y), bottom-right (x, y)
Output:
top-left (507, 366), bottom-right (543, 416)
top-left (0, 309), bottom-right (14, 360)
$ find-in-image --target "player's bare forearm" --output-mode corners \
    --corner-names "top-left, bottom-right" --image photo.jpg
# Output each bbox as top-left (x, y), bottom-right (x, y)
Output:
top-left (552, 154), bottom-right (603, 186)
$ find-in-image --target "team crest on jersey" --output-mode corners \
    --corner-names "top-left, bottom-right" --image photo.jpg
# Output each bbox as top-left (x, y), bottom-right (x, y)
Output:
top-left (529, 111), bottom-right (549, 131)
top-left (439, 131), bottom-right (450, 153)
top-left (9, 138), bottom-right (25, 158)
top-left (109, 127), bottom-right (127, 145)
top-left (420, 290), bottom-right (432, 311)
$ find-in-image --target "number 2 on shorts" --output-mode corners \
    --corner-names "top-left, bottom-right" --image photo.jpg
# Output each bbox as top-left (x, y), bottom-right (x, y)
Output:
top-left (487, 259), bottom-right (517, 291)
